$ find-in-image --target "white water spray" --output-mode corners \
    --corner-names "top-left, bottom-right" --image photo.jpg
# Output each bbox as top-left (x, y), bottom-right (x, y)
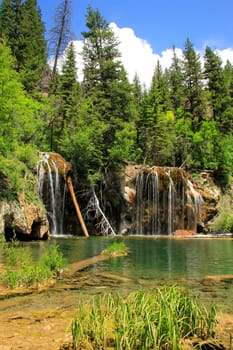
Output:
top-left (37, 153), bottom-right (66, 235)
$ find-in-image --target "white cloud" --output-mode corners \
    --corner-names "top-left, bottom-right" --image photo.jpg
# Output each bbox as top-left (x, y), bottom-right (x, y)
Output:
top-left (59, 23), bottom-right (233, 89)
top-left (109, 23), bottom-right (159, 88)
top-left (216, 48), bottom-right (233, 65)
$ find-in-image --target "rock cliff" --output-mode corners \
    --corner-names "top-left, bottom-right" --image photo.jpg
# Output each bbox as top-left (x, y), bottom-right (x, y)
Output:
top-left (0, 197), bottom-right (49, 240)
top-left (120, 164), bottom-right (222, 235)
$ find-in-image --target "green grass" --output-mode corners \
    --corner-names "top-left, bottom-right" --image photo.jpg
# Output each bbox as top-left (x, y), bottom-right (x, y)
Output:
top-left (71, 286), bottom-right (218, 350)
top-left (0, 241), bottom-right (68, 289)
top-left (102, 241), bottom-right (128, 255)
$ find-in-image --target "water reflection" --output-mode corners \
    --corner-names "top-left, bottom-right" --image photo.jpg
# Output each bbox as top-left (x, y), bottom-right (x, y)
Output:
top-left (1, 236), bottom-right (232, 282)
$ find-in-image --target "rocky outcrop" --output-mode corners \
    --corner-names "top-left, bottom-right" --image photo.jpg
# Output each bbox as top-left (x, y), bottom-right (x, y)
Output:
top-left (120, 164), bottom-right (222, 235)
top-left (191, 170), bottom-right (222, 232)
top-left (0, 194), bottom-right (49, 240)
top-left (38, 152), bottom-right (72, 179)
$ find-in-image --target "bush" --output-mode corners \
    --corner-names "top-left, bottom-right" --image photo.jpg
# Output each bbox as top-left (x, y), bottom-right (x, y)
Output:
top-left (212, 194), bottom-right (233, 232)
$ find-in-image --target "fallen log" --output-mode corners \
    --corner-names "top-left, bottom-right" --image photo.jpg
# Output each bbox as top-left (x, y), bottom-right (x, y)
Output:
top-left (71, 252), bottom-right (127, 273)
top-left (66, 175), bottom-right (89, 237)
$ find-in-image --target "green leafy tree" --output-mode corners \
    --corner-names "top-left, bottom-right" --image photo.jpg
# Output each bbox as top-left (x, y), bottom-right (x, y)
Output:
top-left (0, 40), bottom-right (47, 193)
top-left (174, 112), bottom-right (194, 167)
top-left (192, 120), bottom-right (219, 169)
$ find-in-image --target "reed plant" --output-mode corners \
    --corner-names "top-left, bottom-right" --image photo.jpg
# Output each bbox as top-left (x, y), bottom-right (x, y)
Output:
top-left (1, 241), bottom-right (68, 288)
top-left (71, 286), bottom-right (217, 350)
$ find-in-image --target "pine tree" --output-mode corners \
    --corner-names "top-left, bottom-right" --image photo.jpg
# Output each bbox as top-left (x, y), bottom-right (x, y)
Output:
top-left (169, 46), bottom-right (184, 112)
top-left (0, 0), bottom-right (21, 59)
top-left (49, 0), bottom-right (72, 84)
top-left (0, 0), bottom-right (47, 93)
top-left (18, 0), bottom-right (47, 92)
top-left (204, 47), bottom-right (233, 134)
top-left (137, 61), bottom-right (174, 165)
top-left (80, 6), bottom-right (138, 178)
top-left (52, 41), bottom-right (81, 152)
top-left (182, 38), bottom-right (206, 131)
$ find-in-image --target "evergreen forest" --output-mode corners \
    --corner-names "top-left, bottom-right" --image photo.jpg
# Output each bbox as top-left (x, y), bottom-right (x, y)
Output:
top-left (1, 0), bottom-right (233, 201)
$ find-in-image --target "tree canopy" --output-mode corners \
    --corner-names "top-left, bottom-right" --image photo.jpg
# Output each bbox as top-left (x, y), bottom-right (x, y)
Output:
top-left (0, 3), bottom-right (233, 197)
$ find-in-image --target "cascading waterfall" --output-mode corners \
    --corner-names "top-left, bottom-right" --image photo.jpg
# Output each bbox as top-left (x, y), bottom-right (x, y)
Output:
top-left (135, 172), bottom-right (145, 235)
top-left (133, 167), bottom-right (203, 235)
top-left (37, 153), bottom-right (66, 235)
top-left (167, 170), bottom-right (176, 235)
top-left (187, 180), bottom-right (203, 230)
top-left (151, 171), bottom-right (160, 234)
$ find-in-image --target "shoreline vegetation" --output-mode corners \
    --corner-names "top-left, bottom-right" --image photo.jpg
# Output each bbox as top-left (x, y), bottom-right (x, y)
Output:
top-left (68, 287), bottom-right (222, 350)
top-left (0, 239), bottom-right (232, 349)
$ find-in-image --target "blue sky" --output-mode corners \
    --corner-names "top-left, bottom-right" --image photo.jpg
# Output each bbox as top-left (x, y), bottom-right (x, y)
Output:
top-left (38, 0), bottom-right (233, 53)
top-left (37, 0), bottom-right (233, 87)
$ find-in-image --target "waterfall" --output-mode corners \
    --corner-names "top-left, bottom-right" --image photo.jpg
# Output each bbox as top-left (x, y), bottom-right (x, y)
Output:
top-left (167, 170), bottom-right (175, 236)
top-left (151, 171), bottom-right (160, 234)
top-left (135, 172), bottom-right (145, 235)
top-left (37, 153), bottom-right (66, 235)
top-left (187, 180), bottom-right (203, 230)
top-left (133, 167), bottom-right (203, 235)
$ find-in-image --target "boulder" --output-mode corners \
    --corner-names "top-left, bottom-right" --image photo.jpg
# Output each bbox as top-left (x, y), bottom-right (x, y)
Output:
top-left (0, 194), bottom-right (49, 240)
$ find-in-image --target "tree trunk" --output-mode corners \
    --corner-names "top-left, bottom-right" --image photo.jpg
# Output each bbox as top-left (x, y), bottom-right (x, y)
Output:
top-left (66, 175), bottom-right (89, 237)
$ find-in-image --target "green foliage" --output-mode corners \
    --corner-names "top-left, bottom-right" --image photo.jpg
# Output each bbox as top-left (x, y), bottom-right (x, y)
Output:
top-left (0, 2), bottom-right (233, 199)
top-left (0, 41), bottom-right (48, 198)
top-left (1, 241), bottom-right (68, 288)
top-left (40, 244), bottom-right (68, 271)
top-left (212, 194), bottom-right (233, 232)
top-left (76, 6), bottom-right (138, 182)
top-left (71, 287), bottom-right (217, 350)
top-left (213, 211), bottom-right (233, 232)
top-left (192, 121), bottom-right (219, 169)
top-left (0, 0), bottom-right (47, 93)
top-left (102, 241), bottom-right (128, 255)
top-left (182, 38), bottom-right (207, 131)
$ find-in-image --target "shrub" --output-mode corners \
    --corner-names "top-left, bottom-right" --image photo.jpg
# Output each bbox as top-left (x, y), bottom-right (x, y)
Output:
top-left (212, 194), bottom-right (233, 232)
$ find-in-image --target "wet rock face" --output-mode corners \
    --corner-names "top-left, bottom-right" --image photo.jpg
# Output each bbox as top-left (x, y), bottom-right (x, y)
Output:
top-left (191, 171), bottom-right (221, 229)
top-left (0, 197), bottom-right (49, 241)
top-left (121, 165), bottom-right (220, 235)
top-left (38, 152), bottom-right (72, 179)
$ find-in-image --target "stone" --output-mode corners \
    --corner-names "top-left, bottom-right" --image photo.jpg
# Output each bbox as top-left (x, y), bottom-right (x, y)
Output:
top-left (0, 196), bottom-right (49, 240)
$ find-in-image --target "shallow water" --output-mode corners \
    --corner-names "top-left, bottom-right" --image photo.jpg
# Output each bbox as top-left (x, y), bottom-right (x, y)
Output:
top-left (32, 236), bottom-right (233, 278)
top-left (1, 236), bottom-right (233, 312)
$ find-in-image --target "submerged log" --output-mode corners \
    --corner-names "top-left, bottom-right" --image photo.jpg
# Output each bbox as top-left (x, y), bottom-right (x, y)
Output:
top-left (66, 175), bottom-right (89, 237)
top-left (71, 251), bottom-right (127, 273)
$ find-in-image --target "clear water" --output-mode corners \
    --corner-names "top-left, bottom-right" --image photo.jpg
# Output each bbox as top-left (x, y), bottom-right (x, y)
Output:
top-left (1, 236), bottom-right (233, 313)
top-left (18, 236), bottom-right (233, 280)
